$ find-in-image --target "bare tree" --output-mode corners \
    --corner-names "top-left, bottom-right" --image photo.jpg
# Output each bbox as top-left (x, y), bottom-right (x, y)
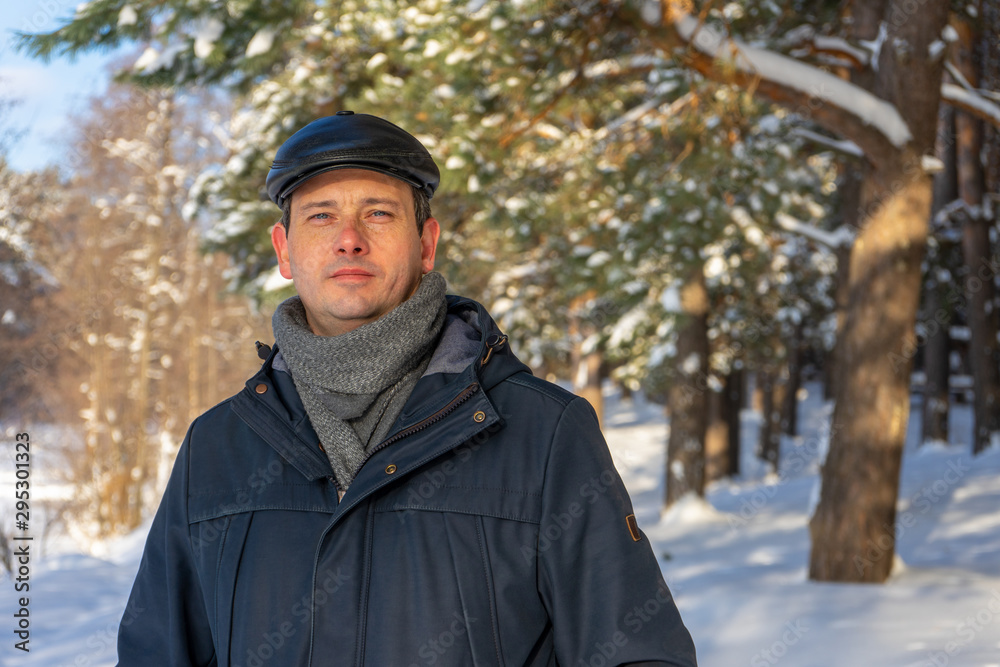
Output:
top-left (51, 86), bottom-right (265, 537)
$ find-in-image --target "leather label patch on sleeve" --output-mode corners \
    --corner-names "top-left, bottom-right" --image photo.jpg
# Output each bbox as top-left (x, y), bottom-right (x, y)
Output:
top-left (626, 514), bottom-right (641, 542)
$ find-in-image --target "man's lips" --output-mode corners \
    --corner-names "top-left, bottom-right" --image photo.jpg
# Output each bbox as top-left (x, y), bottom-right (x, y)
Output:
top-left (331, 267), bottom-right (375, 278)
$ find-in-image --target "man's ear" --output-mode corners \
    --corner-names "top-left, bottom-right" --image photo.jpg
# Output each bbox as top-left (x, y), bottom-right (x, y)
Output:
top-left (271, 223), bottom-right (293, 279)
top-left (420, 217), bottom-right (440, 274)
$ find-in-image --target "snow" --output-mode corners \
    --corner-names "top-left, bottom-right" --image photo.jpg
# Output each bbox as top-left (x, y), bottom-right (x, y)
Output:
top-left (922, 155), bottom-right (945, 174)
top-left (928, 39), bottom-right (946, 61)
top-left (133, 43), bottom-right (187, 73)
top-left (193, 18), bottom-right (225, 60)
top-left (673, 15), bottom-right (913, 149)
top-left (602, 382), bottom-right (1000, 666)
top-left (117, 5), bottom-right (137, 27)
top-left (608, 306), bottom-right (647, 348)
top-left (812, 35), bottom-right (871, 67)
top-left (859, 21), bottom-right (889, 72)
top-left (660, 284), bottom-right (682, 312)
top-left (941, 83), bottom-right (1000, 128)
top-left (775, 212), bottom-right (853, 248)
top-left (680, 352), bottom-right (701, 375)
top-left (791, 127), bottom-right (864, 158)
top-left (245, 29), bottom-right (275, 58)
top-left (4, 382), bottom-right (1000, 665)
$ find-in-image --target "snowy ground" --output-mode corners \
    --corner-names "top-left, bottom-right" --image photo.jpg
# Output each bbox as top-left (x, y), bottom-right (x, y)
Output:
top-left (2, 381), bottom-right (999, 666)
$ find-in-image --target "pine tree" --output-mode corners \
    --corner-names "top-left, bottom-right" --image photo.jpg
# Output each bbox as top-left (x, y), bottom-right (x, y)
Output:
top-left (18, 0), bottom-right (842, 513)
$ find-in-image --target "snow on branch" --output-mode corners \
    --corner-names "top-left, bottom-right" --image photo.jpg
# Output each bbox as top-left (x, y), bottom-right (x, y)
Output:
top-left (778, 26), bottom-right (873, 69)
top-left (944, 61), bottom-right (975, 92)
top-left (941, 83), bottom-right (1000, 130)
top-left (791, 128), bottom-right (864, 158)
top-left (629, 2), bottom-right (916, 168)
top-left (810, 36), bottom-right (871, 69)
top-left (775, 213), bottom-right (854, 249)
top-left (672, 15), bottom-right (912, 150)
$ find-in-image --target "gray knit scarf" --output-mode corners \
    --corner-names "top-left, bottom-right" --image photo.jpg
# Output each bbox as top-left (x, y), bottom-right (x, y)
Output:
top-left (272, 272), bottom-right (447, 488)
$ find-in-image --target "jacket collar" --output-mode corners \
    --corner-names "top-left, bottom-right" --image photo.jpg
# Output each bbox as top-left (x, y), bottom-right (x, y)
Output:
top-left (230, 296), bottom-right (530, 485)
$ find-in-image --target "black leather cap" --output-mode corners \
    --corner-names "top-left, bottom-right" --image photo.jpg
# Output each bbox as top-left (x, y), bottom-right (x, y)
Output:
top-left (265, 111), bottom-right (440, 207)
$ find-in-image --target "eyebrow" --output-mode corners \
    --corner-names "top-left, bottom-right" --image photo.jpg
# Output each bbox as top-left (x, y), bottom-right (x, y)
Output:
top-left (297, 197), bottom-right (404, 212)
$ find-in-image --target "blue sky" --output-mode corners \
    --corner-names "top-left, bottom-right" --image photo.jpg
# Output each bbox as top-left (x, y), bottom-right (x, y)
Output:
top-left (1, 0), bottom-right (119, 172)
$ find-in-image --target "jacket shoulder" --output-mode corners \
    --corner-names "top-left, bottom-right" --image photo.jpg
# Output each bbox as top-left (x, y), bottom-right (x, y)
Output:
top-left (186, 394), bottom-right (242, 437)
top-left (498, 371), bottom-right (579, 408)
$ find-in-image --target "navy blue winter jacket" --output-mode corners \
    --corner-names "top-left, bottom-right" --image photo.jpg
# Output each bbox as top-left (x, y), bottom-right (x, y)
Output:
top-left (117, 296), bottom-right (697, 666)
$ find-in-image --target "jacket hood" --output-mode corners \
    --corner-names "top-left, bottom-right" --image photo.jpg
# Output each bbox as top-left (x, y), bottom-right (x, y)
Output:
top-left (430, 294), bottom-right (530, 390)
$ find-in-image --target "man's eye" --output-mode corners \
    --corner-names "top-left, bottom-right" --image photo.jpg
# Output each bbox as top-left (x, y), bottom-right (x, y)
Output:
top-left (310, 212), bottom-right (330, 220)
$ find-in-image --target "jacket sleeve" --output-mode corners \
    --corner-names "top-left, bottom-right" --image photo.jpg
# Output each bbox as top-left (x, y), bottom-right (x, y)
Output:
top-left (536, 397), bottom-right (697, 667)
top-left (117, 424), bottom-right (217, 666)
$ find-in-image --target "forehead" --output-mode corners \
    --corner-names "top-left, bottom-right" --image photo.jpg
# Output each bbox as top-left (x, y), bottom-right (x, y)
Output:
top-left (290, 168), bottom-right (414, 210)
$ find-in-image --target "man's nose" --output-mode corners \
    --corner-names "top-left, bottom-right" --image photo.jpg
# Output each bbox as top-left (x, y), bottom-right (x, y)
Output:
top-left (335, 219), bottom-right (368, 255)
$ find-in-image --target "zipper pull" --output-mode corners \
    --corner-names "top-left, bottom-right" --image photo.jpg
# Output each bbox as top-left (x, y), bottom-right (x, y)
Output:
top-left (481, 333), bottom-right (508, 367)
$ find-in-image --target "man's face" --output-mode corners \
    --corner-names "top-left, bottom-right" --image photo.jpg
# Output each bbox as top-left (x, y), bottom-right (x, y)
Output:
top-left (271, 168), bottom-right (440, 337)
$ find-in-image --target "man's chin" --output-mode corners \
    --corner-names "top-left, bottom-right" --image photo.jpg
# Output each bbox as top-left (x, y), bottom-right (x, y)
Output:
top-left (302, 301), bottom-right (386, 336)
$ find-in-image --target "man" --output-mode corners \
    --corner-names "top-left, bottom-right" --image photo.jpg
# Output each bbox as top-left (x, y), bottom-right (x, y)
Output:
top-left (117, 111), bottom-right (697, 666)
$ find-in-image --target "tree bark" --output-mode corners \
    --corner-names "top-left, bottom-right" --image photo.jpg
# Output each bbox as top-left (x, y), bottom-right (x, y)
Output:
top-left (575, 351), bottom-right (606, 429)
top-left (954, 16), bottom-right (1000, 454)
top-left (824, 0), bottom-right (885, 403)
top-left (570, 296), bottom-right (606, 427)
top-left (921, 283), bottom-right (951, 445)
top-left (704, 383), bottom-right (729, 484)
top-left (921, 103), bottom-right (957, 446)
top-left (757, 370), bottom-right (780, 473)
top-left (724, 366), bottom-right (743, 477)
top-left (809, 151), bottom-right (935, 582)
top-left (782, 321), bottom-right (805, 437)
top-left (664, 264), bottom-right (709, 507)
top-left (809, 0), bottom-right (949, 583)
top-left (983, 0), bottom-right (1000, 196)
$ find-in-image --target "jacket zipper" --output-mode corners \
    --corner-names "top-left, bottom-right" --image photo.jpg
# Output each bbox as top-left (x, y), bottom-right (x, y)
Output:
top-left (321, 382), bottom-right (482, 501)
top-left (359, 381), bottom-right (481, 468)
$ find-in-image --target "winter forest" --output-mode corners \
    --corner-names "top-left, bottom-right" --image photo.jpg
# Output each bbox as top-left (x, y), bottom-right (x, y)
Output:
top-left (2, 0), bottom-right (1000, 664)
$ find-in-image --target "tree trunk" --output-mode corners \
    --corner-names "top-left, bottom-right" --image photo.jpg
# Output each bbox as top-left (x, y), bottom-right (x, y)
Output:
top-left (809, 0), bottom-right (949, 583)
top-left (824, 0), bottom-right (884, 403)
top-left (664, 265), bottom-right (709, 508)
top-left (704, 383), bottom-right (729, 484)
top-left (921, 103), bottom-right (957, 446)
top-left (574, 350), bottom-right (606, 429)
top-left (757, 369), bottom-right (785, 474)
top-left (725, 366), bottom-right (743, 477)
top-left (954, 16), bottom-right (1000, 454)
top-left (983, 0), bottom-right (1000, 197)
top-left (757, 370), bottom-right (775, 471)
top-left (921, 283), bottom-right (951, 445)
top-left (569, 296), bottom-right (605, 427)
top-left (809, 153), bottom-right (934, 582)
top-left (782, 321), bottom-right (804, 437)
top-left (826, 174), bottom-right (861, 402)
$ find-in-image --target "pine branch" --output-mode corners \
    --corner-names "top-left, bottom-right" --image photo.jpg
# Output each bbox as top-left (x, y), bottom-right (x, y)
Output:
top-left (941, 83), bottom-right (1000, 129)
top-left (624, 1), bottom-right (915, 169)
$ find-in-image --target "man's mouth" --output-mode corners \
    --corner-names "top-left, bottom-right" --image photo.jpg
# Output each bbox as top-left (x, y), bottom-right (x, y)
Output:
top-left (331, 267), bottom-right (374, 278)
